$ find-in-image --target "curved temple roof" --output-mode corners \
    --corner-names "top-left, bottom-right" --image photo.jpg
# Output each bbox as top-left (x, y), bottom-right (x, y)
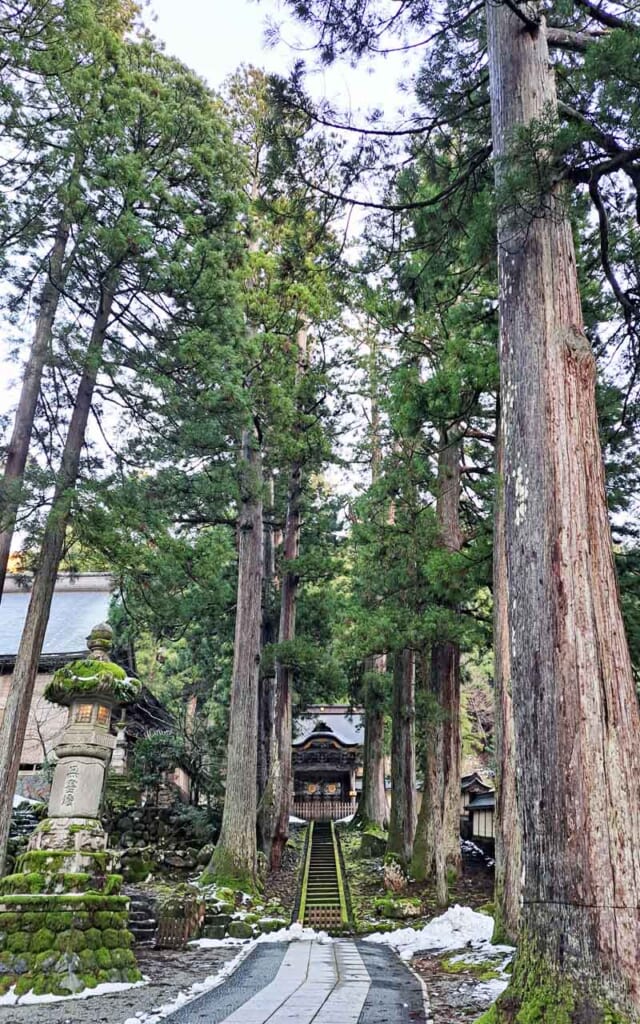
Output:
top-left (293, 705), bottom-right (364, 748)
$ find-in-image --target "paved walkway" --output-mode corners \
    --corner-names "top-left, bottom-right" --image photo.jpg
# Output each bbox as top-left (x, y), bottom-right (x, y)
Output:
top-left (166, 940), bottom-right (427, 1024)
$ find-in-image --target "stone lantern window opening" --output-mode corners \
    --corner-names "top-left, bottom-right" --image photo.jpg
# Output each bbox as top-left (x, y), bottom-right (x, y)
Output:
top-left (69, 699), bottom-right (113, 728)
top-left (73, 702), bottom-right (93, 724)
top-left (96, 703), bottom-right (111, 727)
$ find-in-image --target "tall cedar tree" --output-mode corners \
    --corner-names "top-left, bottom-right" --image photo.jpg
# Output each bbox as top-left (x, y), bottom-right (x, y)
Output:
top-left (0, 31), bottom-right (241, 874)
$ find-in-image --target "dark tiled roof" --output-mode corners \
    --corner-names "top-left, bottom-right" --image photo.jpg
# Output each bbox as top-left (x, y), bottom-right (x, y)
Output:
top-left (468, 792), bottom-right (496, 811)
top-left (461, 772), bottom-right (492, 792)
top-left (0, 584), bottom-right (112, 660)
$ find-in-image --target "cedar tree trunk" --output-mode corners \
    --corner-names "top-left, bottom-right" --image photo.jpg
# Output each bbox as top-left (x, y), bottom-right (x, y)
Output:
top-left (259, 325), bottom-right (309, 870)
top-left (357, 654), bottom-right (389, 830)
top-left (204, 426), bottom-right (264, 890)
top-left (486, 3), bottom-right (640, 1017)
top-left (0, 216), bottom-right (70, 597)
top-left (257, 471), bottom-right (277, 822)
top-left (0, 281), bottom-right (115, 875)
top-left (410, 650), bottom-right (436, 885)
top-left (355, 356), bottom-right (389, 832)
top-left (259, 456), bottom-right (301, 869)
top-left (415, 433), bottom-right (463, 903)
top-left (386, 648), bottom-right (416, 868)
top-left (492, 420), bottom-right (521, 944)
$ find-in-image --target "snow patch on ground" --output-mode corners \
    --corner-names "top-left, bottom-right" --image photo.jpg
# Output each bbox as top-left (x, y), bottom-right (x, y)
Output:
top-left (335, 813), bottom-right (354, 824)
top-left (256, 922), bottom-right (332, 944)
top-left (364, 905), bottom-right (513, 961)
top-left (474, 978), bottom-right (510, 1002)
top-left (0, 980), bottom-right (147, 1007)
top-left (190, 922), bottom-right (331, 949)
top-left (188, 936), bottom-right (249, 949)
top-left (288, 814), bottom-right (307, 824)
top-left (120, 945), bottom-right (252, 1024)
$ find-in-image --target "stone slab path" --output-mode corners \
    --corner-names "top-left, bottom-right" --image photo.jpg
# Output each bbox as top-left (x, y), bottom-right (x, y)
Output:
top-left (166, 940), bottom-right (427, 1024)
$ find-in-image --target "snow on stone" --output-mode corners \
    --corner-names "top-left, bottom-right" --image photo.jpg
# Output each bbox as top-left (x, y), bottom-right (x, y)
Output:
top-left (335, 813), bottom-right (354, 824)
top-left (0, 979), bottom-right (147, 1007)
top-left (289, 814), bottom-right (307, 824)
top-left (364, 905), bottom-right (513, 961)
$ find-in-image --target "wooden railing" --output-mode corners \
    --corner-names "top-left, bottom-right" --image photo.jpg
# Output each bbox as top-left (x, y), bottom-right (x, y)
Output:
top-left (292, 800), bottom-right (356, 821)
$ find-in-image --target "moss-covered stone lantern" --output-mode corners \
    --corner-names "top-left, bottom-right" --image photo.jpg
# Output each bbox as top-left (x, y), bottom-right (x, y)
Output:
top-left (0, 624), bottom-right (143, 1001)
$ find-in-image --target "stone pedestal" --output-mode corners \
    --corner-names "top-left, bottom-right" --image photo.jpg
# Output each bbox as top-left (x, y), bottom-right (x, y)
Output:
top-left (0, 624), bottom-right (142, 1001)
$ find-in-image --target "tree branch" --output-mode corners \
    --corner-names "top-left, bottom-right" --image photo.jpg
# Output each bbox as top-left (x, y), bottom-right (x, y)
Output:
top-left (589, 178), bottom-right (636, 313)
top-left (547, 26), bottom-right (605, 50)
top-left (573, 0), bottom-right (634, 30)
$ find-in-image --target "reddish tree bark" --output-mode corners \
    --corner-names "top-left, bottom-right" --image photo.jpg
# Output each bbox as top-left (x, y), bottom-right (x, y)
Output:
top-left (487, 1), bottom-right (640, 1016)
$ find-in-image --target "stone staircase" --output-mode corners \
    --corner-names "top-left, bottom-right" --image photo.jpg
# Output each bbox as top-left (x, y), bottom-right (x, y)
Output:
top-left (124, 886), bottom-right (158, 946)
top-left (10, 803), bottom-right (41, 840)
top-left (299, 821), bottom-right (350, 930)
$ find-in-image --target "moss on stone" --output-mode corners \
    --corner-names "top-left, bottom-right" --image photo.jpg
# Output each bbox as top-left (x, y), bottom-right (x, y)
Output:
top-left (45, 659), bottom-right (140, 707)
top-left (7, 931), bottom-right (30, 953)
top-left (14, 975), bottom-right (33, 997)
top-left (21, 912), bottom-right (42, 932)
top-left (95, 947), bottom-right (112, 969)
top-left (84, 927), bottom-right (102, 949)
top-left (258, 918), bottom-right (287, 933)
top-left (79, 948), bottom-right (97, 969)
top-left (31, 928), bottom-right (56, 953)
top-left (104, 874), bottom-right (123, 895)
top-left (227, 920), bottom-right (253, 939)
top-left (111, 947), bottom-right (136, 968)
top-left (55, 928), bottom-right (86, 952)
top-left (102, 927), bottom-right (121, 949)
top-left (0, 976), bottom-right (14, 996)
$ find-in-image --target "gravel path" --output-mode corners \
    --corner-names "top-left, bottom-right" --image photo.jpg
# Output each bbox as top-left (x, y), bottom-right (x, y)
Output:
top-left (0, 943), bottom-right (240, 1024)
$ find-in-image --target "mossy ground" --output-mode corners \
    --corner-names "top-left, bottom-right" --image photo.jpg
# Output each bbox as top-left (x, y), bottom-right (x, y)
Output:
top-left (199, 845), bottom-right (260, 896)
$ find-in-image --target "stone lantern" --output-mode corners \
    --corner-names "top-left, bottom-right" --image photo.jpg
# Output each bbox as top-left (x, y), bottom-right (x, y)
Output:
top-left (41, 623), bottom-right (139, 834)
top-left (0, 624), bottom-right (143, 1001)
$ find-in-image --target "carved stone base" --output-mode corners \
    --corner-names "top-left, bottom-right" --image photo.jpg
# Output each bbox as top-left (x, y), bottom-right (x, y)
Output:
top-left (28, 817), bottom-right (107, 852)
top-left (26, 817), bottom-right (112, 873)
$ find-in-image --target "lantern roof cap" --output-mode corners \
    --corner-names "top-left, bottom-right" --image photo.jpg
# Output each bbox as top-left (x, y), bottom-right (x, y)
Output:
top-left (44, 622), bottom-right (141, 708)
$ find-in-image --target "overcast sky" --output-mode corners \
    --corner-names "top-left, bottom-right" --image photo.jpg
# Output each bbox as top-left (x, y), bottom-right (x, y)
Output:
top-left (146, 0), bottom-right (412, 120)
